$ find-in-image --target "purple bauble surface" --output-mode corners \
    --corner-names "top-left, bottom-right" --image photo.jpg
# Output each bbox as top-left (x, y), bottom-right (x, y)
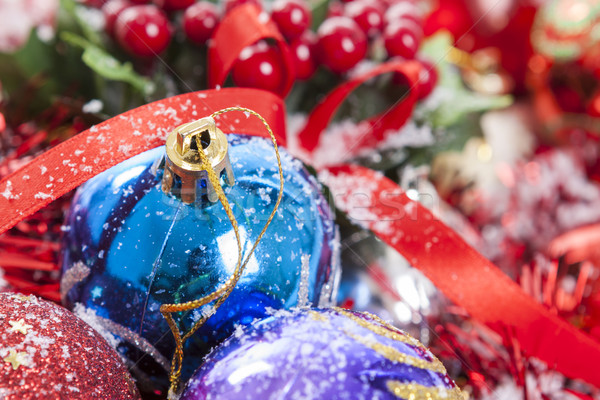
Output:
top-left (180, 308), bottom-right (463, 400)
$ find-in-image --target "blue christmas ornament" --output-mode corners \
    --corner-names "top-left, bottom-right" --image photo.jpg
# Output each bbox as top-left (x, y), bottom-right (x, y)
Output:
top-left (60, 116), bottom-right (339, 393)
top-left (180, 308), bottom-right (464, 400)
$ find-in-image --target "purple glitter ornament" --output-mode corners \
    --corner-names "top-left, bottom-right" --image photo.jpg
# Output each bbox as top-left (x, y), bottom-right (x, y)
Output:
top-left (180, 308), bottom-right (463, 400)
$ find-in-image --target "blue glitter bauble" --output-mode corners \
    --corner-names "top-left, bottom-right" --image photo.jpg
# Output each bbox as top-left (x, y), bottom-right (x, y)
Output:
top-left (60, 134), bottom-right (339, 391)
top-left (180, 308), bottom-right (463, 400)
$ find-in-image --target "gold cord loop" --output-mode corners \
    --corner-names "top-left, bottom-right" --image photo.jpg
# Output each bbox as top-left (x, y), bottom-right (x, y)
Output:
top-left (160, 107), bottom-right (284, 398)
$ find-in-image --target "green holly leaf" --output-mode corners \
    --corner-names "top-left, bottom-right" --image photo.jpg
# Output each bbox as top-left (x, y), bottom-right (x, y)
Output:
top-left (417, 31), bottom-right (512, 128)
top-left (61, 32), bottom-right (155, 96)
top-left (0, 28), bottom-right (96, 115)
top-left (60, 0), bottom-right (103, 46)
top-left (309, 0), bottom-right (329, 32)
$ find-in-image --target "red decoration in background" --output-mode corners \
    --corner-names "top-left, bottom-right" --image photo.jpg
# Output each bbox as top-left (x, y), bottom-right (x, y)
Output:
top-left (549, 224), bottom-right (600, 267)
top-left (528, 54), bottom-right (600, 143)
top-left (424, 0), bottom-right (537, 93)
top-left (208, 4), bottom-right (294, 97)
top-left (423, 0), bottom-right (471, 40)
top-left (526, 0), bottom-right (600, 145)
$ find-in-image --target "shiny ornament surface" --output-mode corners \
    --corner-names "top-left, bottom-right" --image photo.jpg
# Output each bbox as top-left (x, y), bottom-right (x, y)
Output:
top-left (180, 308), bottom-right (463, 400)
top-left (61, 134), bottom-right (339, 387)
top-left (0, 292), bottom-right (140, 400)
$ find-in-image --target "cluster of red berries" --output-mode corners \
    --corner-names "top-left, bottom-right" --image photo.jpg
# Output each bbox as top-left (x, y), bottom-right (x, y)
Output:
top-left (93, 0), bottom-right (436, 98)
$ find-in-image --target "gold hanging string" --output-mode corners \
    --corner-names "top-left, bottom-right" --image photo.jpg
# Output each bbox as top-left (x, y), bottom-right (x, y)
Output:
top-left (160, 107), bottom-right (284, 398)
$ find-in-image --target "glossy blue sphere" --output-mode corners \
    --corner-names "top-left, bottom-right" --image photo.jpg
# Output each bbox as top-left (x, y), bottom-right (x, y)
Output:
top-left (60, 134), bottom-right (339, 392)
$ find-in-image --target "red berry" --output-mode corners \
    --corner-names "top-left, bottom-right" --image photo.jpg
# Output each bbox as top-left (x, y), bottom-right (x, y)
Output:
top-left (317, 17), bottom-right (367, 74)
top-left (327, 1), bottom-right (344, 18)
top-left (415, 59), bottom-right (438, 99)
top-left (115, 5), bottom-right (172, 57)
top-left (383, 1), bottom-right (422, 26)
top-left (155, 0), bottom-right (195, 11)
top-left (271, 0), bottom-right (311, 41)
top-left (344, 0), bottom-right (383, 38)
top-left (290, 31), bottom-right (317, 80)
top-left (102, 0), bottom-right (132, 36)
top-left (397, 14), bottom-right (424, 40)
top-left (129, 0), bottom-right (151, 3)
top-left (232, 41), bottom-right (286, 94)
top-left (183, 2), bottom-right (220, 45)
top-left (224, 0), bottom-right (262, 14)
top-left (384, 6), bottom-right (424, 45)
top-left (383, 21), bottom-right (420, 59)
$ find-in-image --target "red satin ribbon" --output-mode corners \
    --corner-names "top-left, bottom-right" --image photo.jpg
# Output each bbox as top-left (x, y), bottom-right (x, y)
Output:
top-left (208, 4), bottom-right (294, 97)
top-left (322, 164), bottom-right (600, 387)
top-left (0, 88), bottom-right (286, 236)
top-left (297, 60), bottom-right (421, 153)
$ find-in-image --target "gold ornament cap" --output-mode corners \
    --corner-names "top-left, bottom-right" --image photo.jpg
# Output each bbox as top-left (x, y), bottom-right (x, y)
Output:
top-left (161, 117), bottom-right (235, 204)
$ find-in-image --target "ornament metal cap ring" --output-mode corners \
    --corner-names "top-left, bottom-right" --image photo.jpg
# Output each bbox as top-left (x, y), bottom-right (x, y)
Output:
top-left (162, 117), bottom-right (235, 204)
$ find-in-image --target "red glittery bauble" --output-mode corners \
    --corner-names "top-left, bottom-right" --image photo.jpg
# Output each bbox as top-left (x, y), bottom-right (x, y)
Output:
top-left (0, 293), bottom-right (140, 400)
